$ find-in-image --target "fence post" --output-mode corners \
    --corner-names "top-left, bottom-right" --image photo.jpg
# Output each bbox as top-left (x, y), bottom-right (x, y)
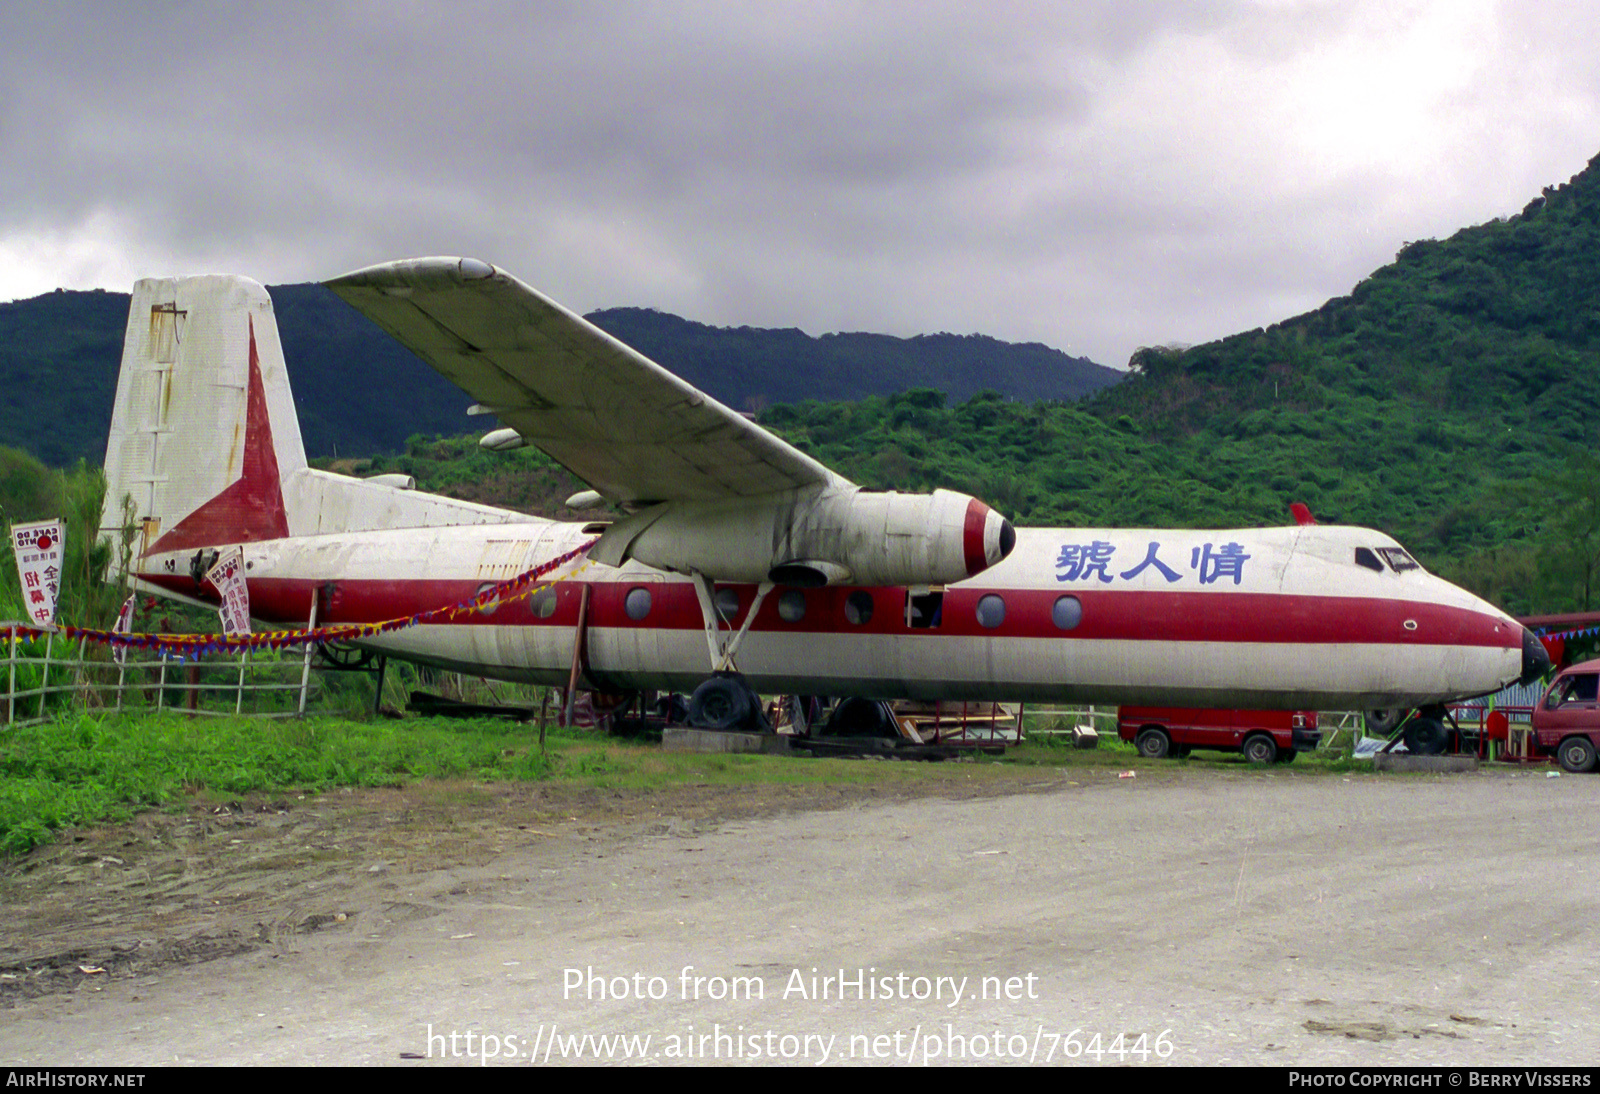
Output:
top-left (157, 654), bottom-right (167, 711)
top-left (236, 649), bottom-right (249, 715)
top-left (37, 632), bottom-right (52, 721)
top-left (6, 625), bottom-right (14, 726)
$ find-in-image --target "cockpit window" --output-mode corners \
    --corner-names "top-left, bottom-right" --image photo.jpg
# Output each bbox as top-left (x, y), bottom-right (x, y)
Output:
top-left (1354, 548), bottom-right (1384, 573)
top-left (1376, 547), bottom-right (1420, 573)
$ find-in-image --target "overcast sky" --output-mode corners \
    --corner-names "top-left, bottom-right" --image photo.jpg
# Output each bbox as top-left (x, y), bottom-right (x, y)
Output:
top-left (2, 1), bottom-right (1597, 369)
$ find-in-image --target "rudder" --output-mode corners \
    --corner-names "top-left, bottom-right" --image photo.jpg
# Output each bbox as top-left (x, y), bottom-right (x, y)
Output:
top-left (100, 275), bottom-right (306, 568)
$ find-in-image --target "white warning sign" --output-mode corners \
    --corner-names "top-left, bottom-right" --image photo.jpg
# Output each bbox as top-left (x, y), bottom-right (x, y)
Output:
top-left (11, 519), bottom-right (64, 626)
top-left (205, 547), bottom-right (252, 635)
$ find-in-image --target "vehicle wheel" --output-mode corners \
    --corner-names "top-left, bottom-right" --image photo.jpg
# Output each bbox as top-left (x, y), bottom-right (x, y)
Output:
top-left (687, 676), bottom-right (753, 730)
top-left (1557, 737), bottom-right (1597, 774)
top-left (1276, 749), bottom-right (1298, 764)
top-left (1365, 709), bottom-right (1406, 734)
top-left (1242, 734), bottom-right (1279, 764)
top-left (1134, 727), bottom-right (1171, 759)
top-left (1403, 717), bottom-right (1449, 755)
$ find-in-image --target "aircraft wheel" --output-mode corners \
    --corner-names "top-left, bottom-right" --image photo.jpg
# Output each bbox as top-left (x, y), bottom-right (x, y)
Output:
top-left (654, 693), bottom-right (689, 725)
top-left (1134, 727), bottom-right (1171, 759)
top-left (1402, 717), bottom-right (1449, 755)
top-left (687, 676), bottom-right (754, 731)
top-left (1242, 734), bottom-right (1279, 764)
top-left (1557, 737), bottom-right (1597, 774)
top-left (822, 697), bottom-right (898, 739)
top-left (1365, 709), bottom-right (1405, 734)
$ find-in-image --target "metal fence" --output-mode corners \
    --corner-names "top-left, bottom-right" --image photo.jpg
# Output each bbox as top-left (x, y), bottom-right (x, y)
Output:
top-left (3, 622), bottom-right (320, 727)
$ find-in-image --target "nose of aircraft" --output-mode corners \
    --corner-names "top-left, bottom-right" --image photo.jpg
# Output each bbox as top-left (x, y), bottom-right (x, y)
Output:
top-left (1521, 626), bottom-right (1551, 686)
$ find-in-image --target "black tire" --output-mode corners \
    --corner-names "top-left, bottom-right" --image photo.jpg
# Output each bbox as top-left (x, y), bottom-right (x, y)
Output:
top-left (654, 693), bottom-right (690, 725)
top-left (1557, 736), bottom-right (1597, 774)
top-left (687, 676), bottom-right (753, 730)
top-left (1403, 717), bottom-right (1449, 755)
top-left (1135, 727), bottom-right (1171, 759)
top-left (1365, 709), bottom-right (1406, 734)
top-left (822, 697), bottom-right (899, 739)
top-left (1242, 734), bottom-right (1279, 764)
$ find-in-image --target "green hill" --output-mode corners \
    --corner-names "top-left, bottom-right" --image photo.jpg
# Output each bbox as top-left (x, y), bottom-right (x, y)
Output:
top-left (0, 284), bottom-right (1120, 467)
top-left (747, 153), bottom-right (1600, 614)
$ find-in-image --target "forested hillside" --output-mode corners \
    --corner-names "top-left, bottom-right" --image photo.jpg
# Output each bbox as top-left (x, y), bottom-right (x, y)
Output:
top-left (589, 308), bottom-right (1118, 410)
top-left (0, 284), bottom-right (1119, 466)
top-left (750, 153), bottom-right (1600, 614)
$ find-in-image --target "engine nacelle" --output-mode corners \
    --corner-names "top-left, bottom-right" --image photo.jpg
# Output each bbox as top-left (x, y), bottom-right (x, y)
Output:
top-left (591, 485), bottom-right (1015, 587)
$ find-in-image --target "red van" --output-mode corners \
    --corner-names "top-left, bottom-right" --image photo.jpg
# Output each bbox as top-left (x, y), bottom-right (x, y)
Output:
top-left (1530, 658), bottom-right (1600, 773)
top-left (1118, 706), bottom-right (1320, 764)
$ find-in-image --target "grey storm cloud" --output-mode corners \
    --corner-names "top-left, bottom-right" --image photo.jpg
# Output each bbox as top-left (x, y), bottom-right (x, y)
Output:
top-left (3, 1), bottom-right (1599, 369)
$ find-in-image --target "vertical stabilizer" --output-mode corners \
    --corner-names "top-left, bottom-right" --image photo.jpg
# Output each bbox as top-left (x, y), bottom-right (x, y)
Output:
top-left (101, 275), bottom-right (305, 565)
top-left (100, 274), bottom-right (525, 581)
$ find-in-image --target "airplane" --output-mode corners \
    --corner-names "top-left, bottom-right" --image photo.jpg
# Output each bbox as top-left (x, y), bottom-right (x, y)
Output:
top-left (98, 257), bottom-right (1549, 740)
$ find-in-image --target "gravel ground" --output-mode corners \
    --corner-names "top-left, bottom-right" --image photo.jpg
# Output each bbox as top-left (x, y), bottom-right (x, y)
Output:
top-left (2, 764), bottom-right (1597, 1066)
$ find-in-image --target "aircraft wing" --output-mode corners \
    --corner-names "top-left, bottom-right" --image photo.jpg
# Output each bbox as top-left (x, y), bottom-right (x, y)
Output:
top-left (326, 257), bottom-right (847, 505)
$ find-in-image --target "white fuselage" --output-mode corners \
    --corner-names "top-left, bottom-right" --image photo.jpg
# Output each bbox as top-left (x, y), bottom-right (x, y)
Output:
top-left (137, 519), bottom-right (1527, 710)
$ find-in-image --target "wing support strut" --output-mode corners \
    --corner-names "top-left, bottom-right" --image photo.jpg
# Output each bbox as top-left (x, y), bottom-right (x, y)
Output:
top-left (691, 572), bottom-right (773, 673)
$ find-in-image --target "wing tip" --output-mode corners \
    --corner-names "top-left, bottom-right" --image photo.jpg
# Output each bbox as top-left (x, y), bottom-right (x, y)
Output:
top-left (326, 256), bottom-right (498, 295)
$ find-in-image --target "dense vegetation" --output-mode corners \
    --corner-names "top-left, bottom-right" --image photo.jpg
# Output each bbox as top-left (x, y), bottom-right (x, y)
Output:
top-left (590, 307), bottom-right (1118, 411)
top-left (0, 284), bottom-right (1119, 466)
top-left (0, 447), bottom-right (120, 628)
top-left (1072, 152), bottom-right (1600, 613)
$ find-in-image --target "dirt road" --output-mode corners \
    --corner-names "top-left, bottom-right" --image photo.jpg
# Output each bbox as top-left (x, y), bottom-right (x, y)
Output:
top-left (3, 765), bottom-right (1597, 1066)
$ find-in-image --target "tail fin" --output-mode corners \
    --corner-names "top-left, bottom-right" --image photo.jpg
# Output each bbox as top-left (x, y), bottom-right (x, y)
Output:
top-left (101, 275), bottom-right (521, 576)
top-left (101, 276), bottom-right (303, 561)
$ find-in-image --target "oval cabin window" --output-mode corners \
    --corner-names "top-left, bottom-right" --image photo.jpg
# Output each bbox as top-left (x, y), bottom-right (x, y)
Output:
top-left (624, 587), bottom-right (653, 621)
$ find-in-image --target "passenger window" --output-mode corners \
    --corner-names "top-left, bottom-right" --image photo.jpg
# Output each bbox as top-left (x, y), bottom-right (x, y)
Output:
top-left (778, 590), bottom-right (806, 623)
top-left (976, 594), bottom-right (1006, 629)
top-left (906, 589), bottom-right (943, 629)
top-left (1052, 595), bottom-right (1082, 631)
top-left (845, 591), bottom-right (874, 626)
top-left (530, 589), bottom-right (558, 619)
top-left (714, 587), bottom-right (740, 622)
top-left (624, 587), bottom-right (652, 621)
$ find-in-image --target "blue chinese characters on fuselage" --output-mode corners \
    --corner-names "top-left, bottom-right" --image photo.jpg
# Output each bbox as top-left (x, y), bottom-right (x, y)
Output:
top-left (1055, 541), bottom-right (1252, 586)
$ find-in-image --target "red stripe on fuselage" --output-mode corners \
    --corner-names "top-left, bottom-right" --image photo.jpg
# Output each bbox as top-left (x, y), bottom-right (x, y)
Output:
top-left (138, 573), bottom-right (1517, 651)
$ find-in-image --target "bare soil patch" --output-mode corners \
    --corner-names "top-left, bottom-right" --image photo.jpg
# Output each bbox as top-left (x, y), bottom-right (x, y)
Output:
top-left (0, 761), bottom-right (1138, 1004)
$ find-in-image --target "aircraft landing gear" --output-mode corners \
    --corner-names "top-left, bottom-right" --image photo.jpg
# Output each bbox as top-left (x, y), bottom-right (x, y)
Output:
top-left (684, 572), bottom-right (776, 732)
